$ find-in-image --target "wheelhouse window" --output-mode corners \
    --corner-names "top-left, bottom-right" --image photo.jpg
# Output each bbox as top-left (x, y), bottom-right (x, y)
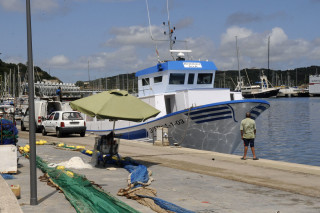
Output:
top-left (188, 73), bottom-right (195, 84)
top-left (197, 73), bottom-right (213, 84)
top-left (154, 76), bottom-right (162, 83)
top-left (142, 78), bottom-right (150, 86)
top-left (169, 73), bottom-right (185, 85)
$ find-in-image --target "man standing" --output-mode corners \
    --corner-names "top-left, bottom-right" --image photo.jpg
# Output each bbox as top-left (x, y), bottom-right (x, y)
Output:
top-left (240, 112), bottom-right (258, 160)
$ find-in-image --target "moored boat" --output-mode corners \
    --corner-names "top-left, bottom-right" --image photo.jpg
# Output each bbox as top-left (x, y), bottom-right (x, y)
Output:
top-left (84, 51), bottom-right (270, 154)
top-left (238, 73), bottom-right (279, 98)
top-left (82, 2), bottom-right (270, 154)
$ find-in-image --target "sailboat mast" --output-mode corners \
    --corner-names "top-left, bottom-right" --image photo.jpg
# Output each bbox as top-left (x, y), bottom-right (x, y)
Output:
top-left (236, 36), bottom-right (241, 91)
top-left (268, 36), bottom-right (272, 84)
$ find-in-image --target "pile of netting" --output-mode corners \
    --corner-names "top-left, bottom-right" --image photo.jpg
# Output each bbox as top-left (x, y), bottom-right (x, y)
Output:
top-left (28, 153), bottom-right (140, 213)
top-left (117, 157), bottom-right (195, 213)
top-left (0, 119), bottom-right (18, 145)
top-left (52, 142), bottom-right (195, 212)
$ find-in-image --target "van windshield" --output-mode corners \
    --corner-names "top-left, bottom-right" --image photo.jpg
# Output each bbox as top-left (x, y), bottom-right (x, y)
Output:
top-left (62, 112), bottom-right (83, 120)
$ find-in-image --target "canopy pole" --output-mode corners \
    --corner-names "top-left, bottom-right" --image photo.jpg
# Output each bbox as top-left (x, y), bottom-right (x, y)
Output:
top-left (112, 120), bottom-right (116, 134)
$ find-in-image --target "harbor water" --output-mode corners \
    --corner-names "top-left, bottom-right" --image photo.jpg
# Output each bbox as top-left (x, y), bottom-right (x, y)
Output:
top-left (234, 97), bottom-right (320, 166)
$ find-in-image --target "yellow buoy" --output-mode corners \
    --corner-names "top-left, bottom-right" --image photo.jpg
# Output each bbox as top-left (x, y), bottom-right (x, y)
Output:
top-left (65, 171), bottom-right (74, 178)
top-left (56, 166), bottom-right (65, 170)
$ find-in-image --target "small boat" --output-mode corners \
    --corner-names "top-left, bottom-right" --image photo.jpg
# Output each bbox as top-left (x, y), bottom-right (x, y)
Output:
top-left (236, 72), bottom-right (280, 98)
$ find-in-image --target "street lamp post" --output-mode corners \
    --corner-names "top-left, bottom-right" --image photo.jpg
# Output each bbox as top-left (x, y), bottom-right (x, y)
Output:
top-left (26, 0), bottom-right (38, 205)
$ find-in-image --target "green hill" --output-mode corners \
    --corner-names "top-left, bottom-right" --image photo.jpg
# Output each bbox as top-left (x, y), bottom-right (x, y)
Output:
top-left (0, 59), bottom-right (60, 83)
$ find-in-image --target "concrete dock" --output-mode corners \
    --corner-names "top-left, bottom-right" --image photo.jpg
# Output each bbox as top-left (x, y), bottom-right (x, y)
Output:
top-left (1, 131), bottom-right (320, 212)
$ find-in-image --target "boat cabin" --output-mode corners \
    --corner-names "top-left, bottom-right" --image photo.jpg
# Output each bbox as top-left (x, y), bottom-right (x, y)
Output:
top-left (136, 60), bottom-right (217, 97)
top-left (135, 58), bottom-right (242, 117)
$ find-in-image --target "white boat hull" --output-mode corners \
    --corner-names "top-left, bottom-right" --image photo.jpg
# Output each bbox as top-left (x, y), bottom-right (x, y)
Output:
top-left (86, 99), bottom-right (269, 154)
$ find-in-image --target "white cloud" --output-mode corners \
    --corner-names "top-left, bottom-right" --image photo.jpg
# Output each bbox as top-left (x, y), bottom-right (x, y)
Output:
top-left (48, 55), bottom-right (70, 66)
top-left (269, 27), bottom-right (288, 45)
top-left (221, 26), bottom-right (253, 45)
top-left (214, 26), bottom-right (320, 71)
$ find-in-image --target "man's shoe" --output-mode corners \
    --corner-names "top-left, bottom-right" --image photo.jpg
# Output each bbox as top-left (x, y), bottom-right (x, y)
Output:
top-left (253, 157), bottom-right (259, 160)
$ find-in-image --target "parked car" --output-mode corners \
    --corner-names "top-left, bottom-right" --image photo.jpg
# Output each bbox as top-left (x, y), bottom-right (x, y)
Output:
top-left (41, 111), bottom-right (86, 137)
top-left (21, 100), bottom-right (63, 132)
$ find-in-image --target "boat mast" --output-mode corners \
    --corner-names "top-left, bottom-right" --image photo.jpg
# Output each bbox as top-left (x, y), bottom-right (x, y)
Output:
top-left (236, 36), bottom-right (241, 91)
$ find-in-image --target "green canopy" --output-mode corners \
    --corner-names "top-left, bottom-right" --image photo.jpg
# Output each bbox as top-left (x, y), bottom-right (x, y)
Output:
top-left (70, 90), bottom-right (160, 122)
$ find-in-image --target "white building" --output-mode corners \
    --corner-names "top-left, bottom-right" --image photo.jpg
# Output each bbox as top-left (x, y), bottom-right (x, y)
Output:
top-left (309, 75), bottom-right (320, 95)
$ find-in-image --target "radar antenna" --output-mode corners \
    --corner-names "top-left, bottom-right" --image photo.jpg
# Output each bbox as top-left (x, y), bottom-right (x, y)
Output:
top-left (145, 0), bottom-right (190, 61)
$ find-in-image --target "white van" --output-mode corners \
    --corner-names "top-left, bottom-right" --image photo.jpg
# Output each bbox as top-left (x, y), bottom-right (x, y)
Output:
top-left (21, 100), bottom-right (63, 132)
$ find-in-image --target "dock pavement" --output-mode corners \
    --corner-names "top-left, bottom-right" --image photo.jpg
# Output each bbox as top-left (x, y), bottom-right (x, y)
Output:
top-left (1, 130), bottom-right (320, 213)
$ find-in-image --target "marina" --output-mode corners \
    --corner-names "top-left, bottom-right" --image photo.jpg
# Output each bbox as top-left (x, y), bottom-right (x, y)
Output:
top-left (2, 0), bottom-right (320, 212)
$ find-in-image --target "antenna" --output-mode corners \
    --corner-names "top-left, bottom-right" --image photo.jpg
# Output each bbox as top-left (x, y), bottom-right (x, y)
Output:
top-left (145, 0), bottom-right (189, 61)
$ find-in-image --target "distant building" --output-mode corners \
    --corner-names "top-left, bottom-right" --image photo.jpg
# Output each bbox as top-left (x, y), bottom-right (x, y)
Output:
top-left (309, 75), bottom-right (320, 95)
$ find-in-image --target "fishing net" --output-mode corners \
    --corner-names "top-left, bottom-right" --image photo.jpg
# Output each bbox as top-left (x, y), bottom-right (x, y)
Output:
top-left (117, 157), bottom-right (195, 213)
top-left (0, 119), bottom-right (18, 145)
top-left (22, 141), bottom-right (195, 213)
top-left (35, 155), bottom-right (140, 213)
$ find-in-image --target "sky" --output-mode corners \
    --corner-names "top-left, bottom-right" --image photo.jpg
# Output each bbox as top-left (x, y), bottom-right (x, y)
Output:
top-left (1, 0), bottom-right (320, 83)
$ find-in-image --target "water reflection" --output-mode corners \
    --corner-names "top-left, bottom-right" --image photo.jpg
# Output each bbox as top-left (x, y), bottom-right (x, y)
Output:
top-left (234, 97), bottom-right (320, 166)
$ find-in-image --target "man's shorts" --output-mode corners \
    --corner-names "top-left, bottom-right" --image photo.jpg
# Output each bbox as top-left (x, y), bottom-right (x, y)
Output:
top-left (243, 138), bottom-right (255, 147)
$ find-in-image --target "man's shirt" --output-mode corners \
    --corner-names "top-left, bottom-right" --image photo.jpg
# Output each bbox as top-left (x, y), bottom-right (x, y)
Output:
top-left (240, 118), bottom-right (256, 139)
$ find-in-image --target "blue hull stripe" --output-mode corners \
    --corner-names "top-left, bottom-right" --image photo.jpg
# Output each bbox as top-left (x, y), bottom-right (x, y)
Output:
top-left (256, 105), bottom-right (267, 110)
top-left (186, 106), bottom-right (229, 116)
top-left (250, 110), bottom-right (260, 116)
top-left (195, 116), bottom-right (232, 124)
top-left (87, 99), bottom-right (270, 133)
top-left (191, 110), bottom-right (231, 120)
top-left (117, 129), bottom-right (148, 140)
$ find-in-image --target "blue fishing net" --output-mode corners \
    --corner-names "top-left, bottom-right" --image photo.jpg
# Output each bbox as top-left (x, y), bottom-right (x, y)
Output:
top-left (0, 119), bottom-right (18, 145)
top-left (138, 195), bottom-right (195, 213)
top-left (125, 164), bottom-right (149, 188)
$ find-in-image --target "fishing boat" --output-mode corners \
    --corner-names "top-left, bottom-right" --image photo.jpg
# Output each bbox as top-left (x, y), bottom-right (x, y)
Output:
top-left (83, 48), bottom-right (270, 153)
top-left (83, 1), bottom-right (270, 154)
top-left (236, 72), bottom-right (280, 98)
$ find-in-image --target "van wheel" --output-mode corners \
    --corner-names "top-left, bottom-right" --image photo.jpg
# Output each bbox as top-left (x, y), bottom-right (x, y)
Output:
top-left (56, 129), bottom-right (62, 138)
top-left (80, 131), bottom-right (85, 137)
top-left (42, 127), bottom-right (47, 136)
top-left (21, 122), bottom-right (26, 131)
